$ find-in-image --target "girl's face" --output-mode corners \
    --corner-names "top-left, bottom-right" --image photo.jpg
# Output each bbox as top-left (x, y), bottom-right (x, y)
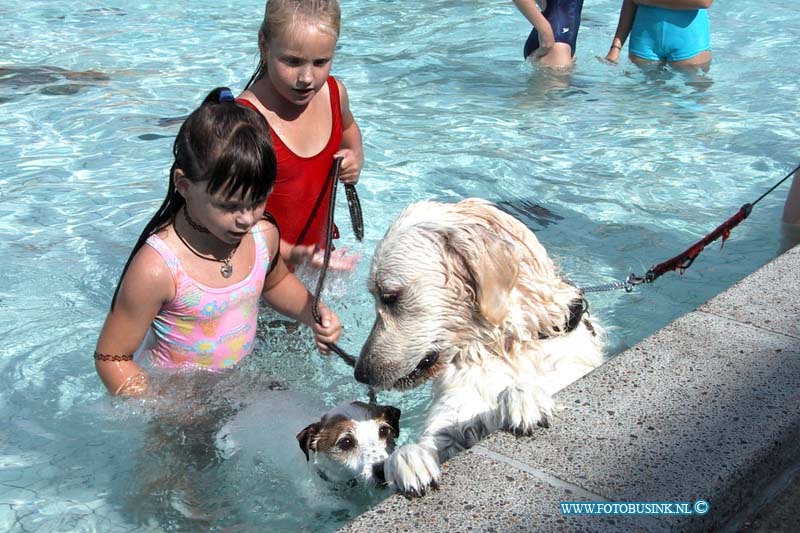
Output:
top-left (176, 171), bottom-right (267, 245)
top-left (261, 22), bottom-right (337, 107)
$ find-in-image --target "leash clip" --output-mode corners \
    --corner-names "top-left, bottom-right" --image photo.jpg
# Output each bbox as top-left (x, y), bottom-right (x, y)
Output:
top-left (624, 273), bottom-right (646, 292)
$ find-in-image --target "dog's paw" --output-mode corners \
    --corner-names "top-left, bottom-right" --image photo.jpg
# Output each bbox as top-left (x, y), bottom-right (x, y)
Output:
top-left (384, 443), bottom-right (440, 497)
top-left (498, 382), bottom-right (555, 435)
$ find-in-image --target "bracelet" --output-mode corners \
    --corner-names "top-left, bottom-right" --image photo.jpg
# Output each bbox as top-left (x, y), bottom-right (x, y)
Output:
top-left (94, 351), bottom-right (134, 362)
top-left (611, 44), bottom-right (622, 50)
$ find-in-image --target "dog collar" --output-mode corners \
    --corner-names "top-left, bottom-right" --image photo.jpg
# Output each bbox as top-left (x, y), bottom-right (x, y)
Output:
top-left (538, 296), bottom-right (589, 339)
top-left (316, 470), bottom-right (358, 490)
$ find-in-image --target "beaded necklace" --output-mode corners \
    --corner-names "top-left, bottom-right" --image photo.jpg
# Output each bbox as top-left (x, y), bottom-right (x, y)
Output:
top-left (174, 209), bottom-right (239, 278)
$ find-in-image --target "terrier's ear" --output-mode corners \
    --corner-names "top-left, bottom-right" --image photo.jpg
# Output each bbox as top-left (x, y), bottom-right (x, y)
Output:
top-left (381, 405), bottom-right (401, 436)
top-left (296, 422), bottom-right (321, 461)
top-left (445, 224), bottom-right (520, 327)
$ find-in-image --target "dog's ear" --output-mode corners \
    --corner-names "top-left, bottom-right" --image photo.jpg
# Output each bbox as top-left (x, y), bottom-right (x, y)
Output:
top-left (445, 224), bottom-right (520, 326)
top-left (296, 422), bottom-right (321, 461)
top-left (381, 405), bottom-right (401, 436)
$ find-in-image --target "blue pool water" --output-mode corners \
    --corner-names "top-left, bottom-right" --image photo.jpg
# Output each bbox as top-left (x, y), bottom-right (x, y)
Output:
top-left (2, 1), bottom-right (798, 530)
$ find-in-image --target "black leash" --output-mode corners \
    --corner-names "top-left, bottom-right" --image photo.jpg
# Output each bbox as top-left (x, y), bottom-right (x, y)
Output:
top-left (580, 162), bottom-right (800, 293)
top-left (311, 157), bottom-right (376, 403)
top-left (344, 183), bottom-right (364, 241)
top-left (296, 157), bottom-right (363, 246)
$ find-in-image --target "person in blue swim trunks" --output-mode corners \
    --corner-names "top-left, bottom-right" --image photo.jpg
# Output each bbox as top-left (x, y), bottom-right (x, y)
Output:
top-left (514, 0), bottom-right (584, 68)
top-left (606, 0), bottom-right (713, 69)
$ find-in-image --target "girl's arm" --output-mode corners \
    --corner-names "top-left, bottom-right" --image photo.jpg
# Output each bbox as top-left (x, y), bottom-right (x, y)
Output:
top-left (635, 0), bottom-right (712, 8)
top-left (260, 223), bottom-right (343, 352)
top-left (335, 79), bottom-right (364, 185)
top-left (606, 0), bottom-right (638, 63)
top-left (95, 246), bottom-right (173, 395)
top-left (512, 0), bottom-right (555, 57)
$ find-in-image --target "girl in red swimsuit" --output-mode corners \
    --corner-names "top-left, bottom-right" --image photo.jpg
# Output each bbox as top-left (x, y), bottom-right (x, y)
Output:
top-left (238, 0), bottom-right (364, 271)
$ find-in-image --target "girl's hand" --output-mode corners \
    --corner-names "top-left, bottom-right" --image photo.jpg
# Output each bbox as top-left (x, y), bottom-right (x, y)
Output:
top-left (605, 46), bottom-right (621, 64)
top-left (334, 148), bottom-right (363, 184)
top-left (309, 247), bottom-right (361, 271)
top-left (114, 369), bottom-right (151, 397)
top-left (287, 243), bottom-right (360, 271)
top-left (312, 302), bottom-right (343, 354)
top-left (286, 243), bottom-right (317, 266)
top-left (535, 30), bottom-right (556, 59)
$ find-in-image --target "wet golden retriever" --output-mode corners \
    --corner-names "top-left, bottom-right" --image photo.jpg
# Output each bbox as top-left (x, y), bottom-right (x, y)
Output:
top-left (355, 198), bottom-right (604, 496)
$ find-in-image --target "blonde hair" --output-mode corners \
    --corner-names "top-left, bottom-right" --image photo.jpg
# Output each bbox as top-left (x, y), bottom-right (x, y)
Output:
top-left (245, 0), bottom-right (341, 89)
top-left (260, 0), bottom-right (341, 42)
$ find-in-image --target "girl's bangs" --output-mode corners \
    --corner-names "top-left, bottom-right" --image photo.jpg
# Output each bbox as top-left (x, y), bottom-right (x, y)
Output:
top-left (206, 135), bottom-right (273, 201)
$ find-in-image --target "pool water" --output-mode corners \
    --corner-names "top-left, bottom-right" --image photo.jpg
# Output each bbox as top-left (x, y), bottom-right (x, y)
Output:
top-left (1, 0), bottom-right (798, 530)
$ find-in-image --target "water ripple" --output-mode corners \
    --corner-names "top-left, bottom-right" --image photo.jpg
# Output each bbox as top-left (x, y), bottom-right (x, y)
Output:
top-left (1, 0), bottom-right (798, 530)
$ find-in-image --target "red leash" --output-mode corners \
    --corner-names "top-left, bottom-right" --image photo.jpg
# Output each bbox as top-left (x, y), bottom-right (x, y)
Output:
top-left (580, 162), bottom-right (800, 293)
top-left (646, 204), bottom-right (751, 282)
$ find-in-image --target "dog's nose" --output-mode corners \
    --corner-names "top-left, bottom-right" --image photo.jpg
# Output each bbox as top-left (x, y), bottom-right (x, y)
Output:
top-left (354, 363), bottom-right (371, 385)
top-left (372, 462), bottom-right (386, 485)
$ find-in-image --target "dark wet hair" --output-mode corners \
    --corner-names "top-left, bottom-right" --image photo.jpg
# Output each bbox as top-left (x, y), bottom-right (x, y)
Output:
top-left (111, 87), bottom-right (277, 308)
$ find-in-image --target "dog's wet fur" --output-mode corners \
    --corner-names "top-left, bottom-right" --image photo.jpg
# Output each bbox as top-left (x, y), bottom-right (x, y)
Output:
top-left (355, 198), bottom-right (604, 496)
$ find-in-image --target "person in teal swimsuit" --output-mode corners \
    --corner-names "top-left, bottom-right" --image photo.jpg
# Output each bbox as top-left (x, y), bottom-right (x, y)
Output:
top-left (605, 0), bottom-right (713, 69)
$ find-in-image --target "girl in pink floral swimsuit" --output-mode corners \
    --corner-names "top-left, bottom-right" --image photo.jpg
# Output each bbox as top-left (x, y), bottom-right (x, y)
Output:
top-left (94, 87), bottom-right (342, 396)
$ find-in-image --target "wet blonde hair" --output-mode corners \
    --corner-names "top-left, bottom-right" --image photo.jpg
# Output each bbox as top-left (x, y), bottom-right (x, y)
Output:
top-left (260, 0), bottom-right (340, 41)
top-left (245, 0), bottom-right (341, 88)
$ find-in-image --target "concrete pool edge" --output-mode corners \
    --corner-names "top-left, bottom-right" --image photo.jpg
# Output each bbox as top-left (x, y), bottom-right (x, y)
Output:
top-left (339, 244), bottom-right (800, 532)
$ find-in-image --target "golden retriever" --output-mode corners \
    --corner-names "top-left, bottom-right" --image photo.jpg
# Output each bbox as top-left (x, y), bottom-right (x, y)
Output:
top-left (354, 198), bottom-right (604, 496)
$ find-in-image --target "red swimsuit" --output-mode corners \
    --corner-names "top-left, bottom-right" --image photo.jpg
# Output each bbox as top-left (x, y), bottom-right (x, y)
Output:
top-left (238, 76), bottom-right (343, 247)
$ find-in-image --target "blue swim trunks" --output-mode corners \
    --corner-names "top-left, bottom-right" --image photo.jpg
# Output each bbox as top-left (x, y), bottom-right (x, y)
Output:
top-left (523, 0), bottom-right (584, 59)
top-left (629, 6), bottom-right (711, 62)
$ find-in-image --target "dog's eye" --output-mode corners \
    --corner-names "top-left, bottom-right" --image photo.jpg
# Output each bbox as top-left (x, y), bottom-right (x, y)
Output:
top-left (417, 351), bottom-right (439, 371)
top-left (378, 426), bottom-right (391, 439)
top-left (379, 292), bottom-right (397, 305)
top-left (337, 436), bottom-right (355, 450)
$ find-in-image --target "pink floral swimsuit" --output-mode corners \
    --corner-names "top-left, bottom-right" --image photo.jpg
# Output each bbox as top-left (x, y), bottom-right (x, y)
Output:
top-left (143, 224), bottom-right (271, 369)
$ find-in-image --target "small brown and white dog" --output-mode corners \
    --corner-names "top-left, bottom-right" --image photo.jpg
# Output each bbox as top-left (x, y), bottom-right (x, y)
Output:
top-left (297, 401), bottom-right (401, 487)
top-left (354, 198), bottom-right (604, 496)
top-left (215, 393), bottom-right (399, 491)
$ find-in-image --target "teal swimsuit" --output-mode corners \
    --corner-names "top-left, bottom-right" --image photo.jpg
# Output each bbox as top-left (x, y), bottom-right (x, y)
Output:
top-left (629, 6), bottom-right (711, 62)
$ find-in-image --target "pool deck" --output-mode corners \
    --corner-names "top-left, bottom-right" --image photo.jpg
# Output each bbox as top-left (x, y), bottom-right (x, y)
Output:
top-left (341, 243), bottom-right (800, 532)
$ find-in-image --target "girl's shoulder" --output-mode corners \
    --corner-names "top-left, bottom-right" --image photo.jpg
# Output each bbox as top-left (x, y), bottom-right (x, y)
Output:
top-left (255, 215), bottom-right (278, 233)
top-left (331, 75), bottom-right (345, 98)
top-left (255, 216), bottom-right (280, 249)
top-left (333, 77), bottom-right (353, 115)
top-left (236, 91), bottom-right (264, 114)
top-left (254, 217), bottom-right (283, 277)
top-left (121, 235), bottom-right (177, 305)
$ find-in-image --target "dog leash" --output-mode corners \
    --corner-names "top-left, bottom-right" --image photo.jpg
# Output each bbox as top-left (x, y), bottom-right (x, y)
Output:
top-left (579, 162), bottom-right (800, 294)
top-left (296, 158), bottom-right (364, 246)
top-left (311, 157), bottom-right (377, 404)
top-left (344, 182), bottom-right (364, 241)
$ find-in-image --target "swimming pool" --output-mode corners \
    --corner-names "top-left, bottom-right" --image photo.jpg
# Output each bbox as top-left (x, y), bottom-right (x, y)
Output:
top-left (2, 0), bottom-right (798, 530)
